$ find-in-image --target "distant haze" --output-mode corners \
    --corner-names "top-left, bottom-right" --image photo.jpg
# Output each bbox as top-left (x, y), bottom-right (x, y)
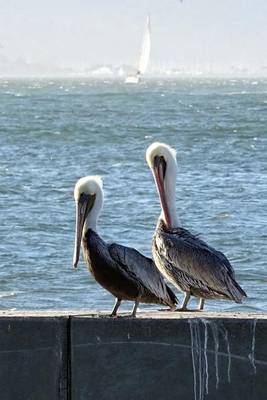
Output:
top-left (0, 0), bottom-right (266, 75)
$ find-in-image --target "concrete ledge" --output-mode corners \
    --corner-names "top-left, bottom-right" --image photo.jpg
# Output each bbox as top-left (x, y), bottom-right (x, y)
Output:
top-left (0, 311), bottom-right (266, 400)
top-left (1, 309), bottom-right (266, 319)
top-left (0, 316), bottom-right (68, 400)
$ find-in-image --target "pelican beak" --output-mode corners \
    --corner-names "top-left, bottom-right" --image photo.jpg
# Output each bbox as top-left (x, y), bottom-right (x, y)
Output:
top-left (73, 193), bottom-right (96, 269)
top-left (153, 156), bottom-right (171, 228)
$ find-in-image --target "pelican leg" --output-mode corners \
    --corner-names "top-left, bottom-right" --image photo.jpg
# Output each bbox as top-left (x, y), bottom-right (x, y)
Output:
top-left (110, 298), bottom-right (121, 317)
top-left (198, 298), bottom-right (205, 311)
top-left (176, 292), bottom-right (190, 311)
top-left (131, 301), bottom-right (139, 317)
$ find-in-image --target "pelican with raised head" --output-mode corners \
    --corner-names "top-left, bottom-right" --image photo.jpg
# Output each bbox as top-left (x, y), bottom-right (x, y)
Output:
top-left (146, 142), bottom-right (247, 311)
top-left (73, 175), bottom-right (177, 317)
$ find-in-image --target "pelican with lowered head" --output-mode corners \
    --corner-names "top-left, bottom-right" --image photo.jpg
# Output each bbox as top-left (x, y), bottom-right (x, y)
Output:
top-left (73, 175), bottom-right (177, 317)
top-left (146, 142), bottom-right (247, 311)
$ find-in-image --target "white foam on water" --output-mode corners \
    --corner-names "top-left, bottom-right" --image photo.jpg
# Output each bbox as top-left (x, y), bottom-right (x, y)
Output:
top-left (0, 291), bottom-right (17, 298)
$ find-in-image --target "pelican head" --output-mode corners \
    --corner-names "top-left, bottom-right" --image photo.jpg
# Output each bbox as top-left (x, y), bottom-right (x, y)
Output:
top-left (146, 142), bottom-right (178, 228)
top-left (73, 176), bottom-right (103, 269)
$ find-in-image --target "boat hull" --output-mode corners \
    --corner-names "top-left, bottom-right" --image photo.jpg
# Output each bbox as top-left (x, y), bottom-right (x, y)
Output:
top-left (125, 75), bottom-right (140, 84)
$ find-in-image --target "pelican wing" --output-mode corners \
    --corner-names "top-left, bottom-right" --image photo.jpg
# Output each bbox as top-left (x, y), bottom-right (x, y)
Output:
top-left (109, 243), bottom-right (177, 305)
top-left (155, 227), bottom-right (246, 301)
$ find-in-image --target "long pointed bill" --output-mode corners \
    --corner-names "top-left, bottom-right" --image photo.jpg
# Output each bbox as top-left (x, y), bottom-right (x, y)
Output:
top-left (153, 156), bottom-right (172, 229)
top-left (73, 196), bottom-right (88, 268)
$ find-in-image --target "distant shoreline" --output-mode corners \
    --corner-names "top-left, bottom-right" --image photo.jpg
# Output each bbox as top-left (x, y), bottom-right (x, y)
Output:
top-left (0, 74), bottom-right (267, 80)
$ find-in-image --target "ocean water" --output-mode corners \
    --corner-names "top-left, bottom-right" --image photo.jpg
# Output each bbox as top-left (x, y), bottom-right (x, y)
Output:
top-left (0, 77), bottom-right (266, 312)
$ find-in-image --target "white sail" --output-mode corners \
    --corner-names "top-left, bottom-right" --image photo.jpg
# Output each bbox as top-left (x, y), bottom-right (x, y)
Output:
top-left (138, 15), bottom-right (151, 74)
top-left (125, 15), bottom-right (151, 84)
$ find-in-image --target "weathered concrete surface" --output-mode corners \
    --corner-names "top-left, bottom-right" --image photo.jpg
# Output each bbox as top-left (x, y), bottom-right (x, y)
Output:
top-left (71, 312), bottom-right (267, 400)
top-left (1, 310), bottom-right (267, 318)
top-left (0, 311), bottom-right (266, 400)
top-left (0, 316), bottom-right (68, 400)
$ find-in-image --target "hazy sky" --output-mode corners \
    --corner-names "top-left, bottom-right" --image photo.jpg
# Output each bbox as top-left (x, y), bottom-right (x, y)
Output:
top-left (0, 0), bottom-right (266, 69)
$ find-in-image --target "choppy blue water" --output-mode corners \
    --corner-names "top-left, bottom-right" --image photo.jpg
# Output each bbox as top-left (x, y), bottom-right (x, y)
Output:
top-left (0, 77), bottom-right (266, 312)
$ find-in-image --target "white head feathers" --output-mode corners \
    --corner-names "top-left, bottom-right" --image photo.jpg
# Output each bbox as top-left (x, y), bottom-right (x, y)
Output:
top-left (74, 176), bottom-right (104, 231)
top-left (146, 142), bottom-right (178, 228)
top-left (74, 175), bottom-right (103, 202)
top-left (146, 142), bottom-right (177, 170)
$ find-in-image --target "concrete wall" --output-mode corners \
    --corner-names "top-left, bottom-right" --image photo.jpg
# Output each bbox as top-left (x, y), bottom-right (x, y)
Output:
top-left (0, 311), bottom-right (266, 400)
top-left (0, 316), bottom-right (68, 400)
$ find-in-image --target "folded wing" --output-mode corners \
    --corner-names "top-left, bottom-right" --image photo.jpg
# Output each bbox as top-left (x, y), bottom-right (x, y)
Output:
top-left (109, 242), bottom-right (177, 306)
top-left (154, 227), bottom-right (246, 302)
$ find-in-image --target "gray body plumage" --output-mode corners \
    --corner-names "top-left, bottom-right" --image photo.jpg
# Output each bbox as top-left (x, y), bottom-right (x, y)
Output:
top-left (83, 229), bottom-right (177, 309)
top-left (152, 220), bottom-right (247, 303)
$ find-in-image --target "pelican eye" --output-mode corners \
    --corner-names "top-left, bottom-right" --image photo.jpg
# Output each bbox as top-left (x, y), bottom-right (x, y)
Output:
top-left (78, 192), bottom-right (96, 214)
top-left (154, 155), bottom-right (167, 178)
top-left (79, 192), bottom-right (89, 204)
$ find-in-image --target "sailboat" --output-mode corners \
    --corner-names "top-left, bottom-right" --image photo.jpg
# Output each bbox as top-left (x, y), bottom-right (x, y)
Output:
top-left (125, 15), bottom-right (151, 84)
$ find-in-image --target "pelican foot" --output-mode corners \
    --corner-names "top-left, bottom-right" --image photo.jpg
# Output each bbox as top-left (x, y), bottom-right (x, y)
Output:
top-left (174, 307), bottom-right (201, 312)
top-left (111, 313), bottom-right (134, 318)
top-left (130, 301), bottom-right (139, 317)
top-left (109, 312), bottom-right (119, 317)
top-left (198, 298), bottom-right (205, 311)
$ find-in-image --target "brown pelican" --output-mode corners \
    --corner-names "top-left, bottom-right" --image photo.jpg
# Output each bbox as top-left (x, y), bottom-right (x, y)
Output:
top-left (146, 142), bottom-right (247, 311)
top-left (73, 175), bottom-right (177, 317)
